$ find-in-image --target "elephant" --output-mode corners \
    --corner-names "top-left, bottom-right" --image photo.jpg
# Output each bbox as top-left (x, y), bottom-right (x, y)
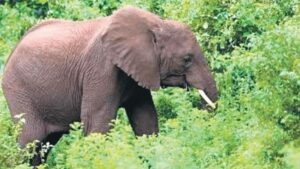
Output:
top-left (2, 7), bottom-right (218, 165)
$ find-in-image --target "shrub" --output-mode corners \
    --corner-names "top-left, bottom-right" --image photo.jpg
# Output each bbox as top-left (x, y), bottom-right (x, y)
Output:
top-left (0, 0), bottom-right (299, 168)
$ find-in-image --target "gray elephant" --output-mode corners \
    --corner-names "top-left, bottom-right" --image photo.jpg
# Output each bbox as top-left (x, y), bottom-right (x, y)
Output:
top-left (2, 7), bottom-right (218, 165)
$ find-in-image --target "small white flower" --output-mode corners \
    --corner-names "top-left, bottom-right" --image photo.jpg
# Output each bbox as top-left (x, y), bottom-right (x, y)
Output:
top-left (14, 113), bottom-right (25, 119)
top-left (203, 22), bottom-right (209, 29)
top-left (20, 118), bottom-right (26, 124)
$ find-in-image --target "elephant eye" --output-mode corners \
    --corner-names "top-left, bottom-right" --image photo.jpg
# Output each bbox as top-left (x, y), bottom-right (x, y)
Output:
top-left (183, 54), bottom-right (193, 67)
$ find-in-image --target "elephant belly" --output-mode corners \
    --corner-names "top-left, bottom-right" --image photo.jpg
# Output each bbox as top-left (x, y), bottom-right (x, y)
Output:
top-left (34, 89), bottom-right (82, 126)
top-left (41, 108), bottom-right (81, 127)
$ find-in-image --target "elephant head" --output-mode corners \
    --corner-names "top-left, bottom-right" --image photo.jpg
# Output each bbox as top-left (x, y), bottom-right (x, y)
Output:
top-left (103, 7), bottom-right (218, 108)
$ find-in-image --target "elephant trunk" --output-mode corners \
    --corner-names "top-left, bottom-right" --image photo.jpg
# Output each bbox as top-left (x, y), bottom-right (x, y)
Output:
top-left (186, 62), bottom-right (218, 109)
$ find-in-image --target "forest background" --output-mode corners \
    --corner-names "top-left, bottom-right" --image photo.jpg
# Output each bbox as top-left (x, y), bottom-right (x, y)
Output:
top-left (0, 0), bottom-right (299, 168)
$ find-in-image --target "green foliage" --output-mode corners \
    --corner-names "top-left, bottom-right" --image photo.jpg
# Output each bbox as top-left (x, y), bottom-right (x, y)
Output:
top-left (47, 1), bottom-right (101, 20)
top-left (0, 0), bottom-right (299, 168)
top-left (163, 0), bottom-right (298, 55)
top-left (0, 2), bottom-right (36, 70)
top-left (121, 0), bottom-right (165, 15)
top-left (283, 138), bottom-right (300, 169)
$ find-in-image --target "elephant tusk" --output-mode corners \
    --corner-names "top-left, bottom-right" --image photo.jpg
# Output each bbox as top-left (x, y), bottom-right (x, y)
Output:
top-left (198, 90), bottom-right (216, 109)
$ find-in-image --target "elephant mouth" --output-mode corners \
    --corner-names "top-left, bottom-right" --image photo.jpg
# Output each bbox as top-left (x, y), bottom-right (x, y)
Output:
top-left (160, 75), bottom-right (187, 88)
top-left (160, 81), bottom-right (189, 89)
top-left (160, 75), bottom-right (217, 110)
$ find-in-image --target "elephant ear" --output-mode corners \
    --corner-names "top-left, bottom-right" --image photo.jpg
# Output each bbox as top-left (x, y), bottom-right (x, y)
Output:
top-left (102, 7), bottom-right (162, 90)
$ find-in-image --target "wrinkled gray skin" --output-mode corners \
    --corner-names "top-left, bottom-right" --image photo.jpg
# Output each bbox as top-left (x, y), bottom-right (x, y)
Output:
top-left (2, 7), bottom-right (218, 165)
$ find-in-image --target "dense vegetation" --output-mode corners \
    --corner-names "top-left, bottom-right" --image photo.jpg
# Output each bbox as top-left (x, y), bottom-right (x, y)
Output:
top-left (0, 0), bottom-right (299, 168)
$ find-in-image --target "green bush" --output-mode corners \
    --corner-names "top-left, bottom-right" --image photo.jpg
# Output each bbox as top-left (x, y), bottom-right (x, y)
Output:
top-left (163, 0), bottom-right (298, 52)
top-left (0, 3), bottom-right (36, 71)
top-left (0, 0), bottom-right (299, 168)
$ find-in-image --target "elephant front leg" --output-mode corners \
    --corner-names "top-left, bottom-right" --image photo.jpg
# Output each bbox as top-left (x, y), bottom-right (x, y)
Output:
top-left (124, 87), bottom-right (159, 136)
top-left (80, 82), bottom-right (120, 135)
top-left (81, 104), bottom-right (118, 134)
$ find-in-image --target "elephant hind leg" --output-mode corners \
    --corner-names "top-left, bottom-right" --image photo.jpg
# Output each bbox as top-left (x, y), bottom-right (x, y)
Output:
top-left (3, 89), bottom-right (47, 147)
top-left (17, 117), bottom-right (48, 166)
top-left (19, 120), bottom-right (68, 166)
top-left (3, 88), bottom-right (61, 165)
top-left (20, 120), bottom-right (68, 166)
top-left (17, 114), bottom-right (47, 147)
